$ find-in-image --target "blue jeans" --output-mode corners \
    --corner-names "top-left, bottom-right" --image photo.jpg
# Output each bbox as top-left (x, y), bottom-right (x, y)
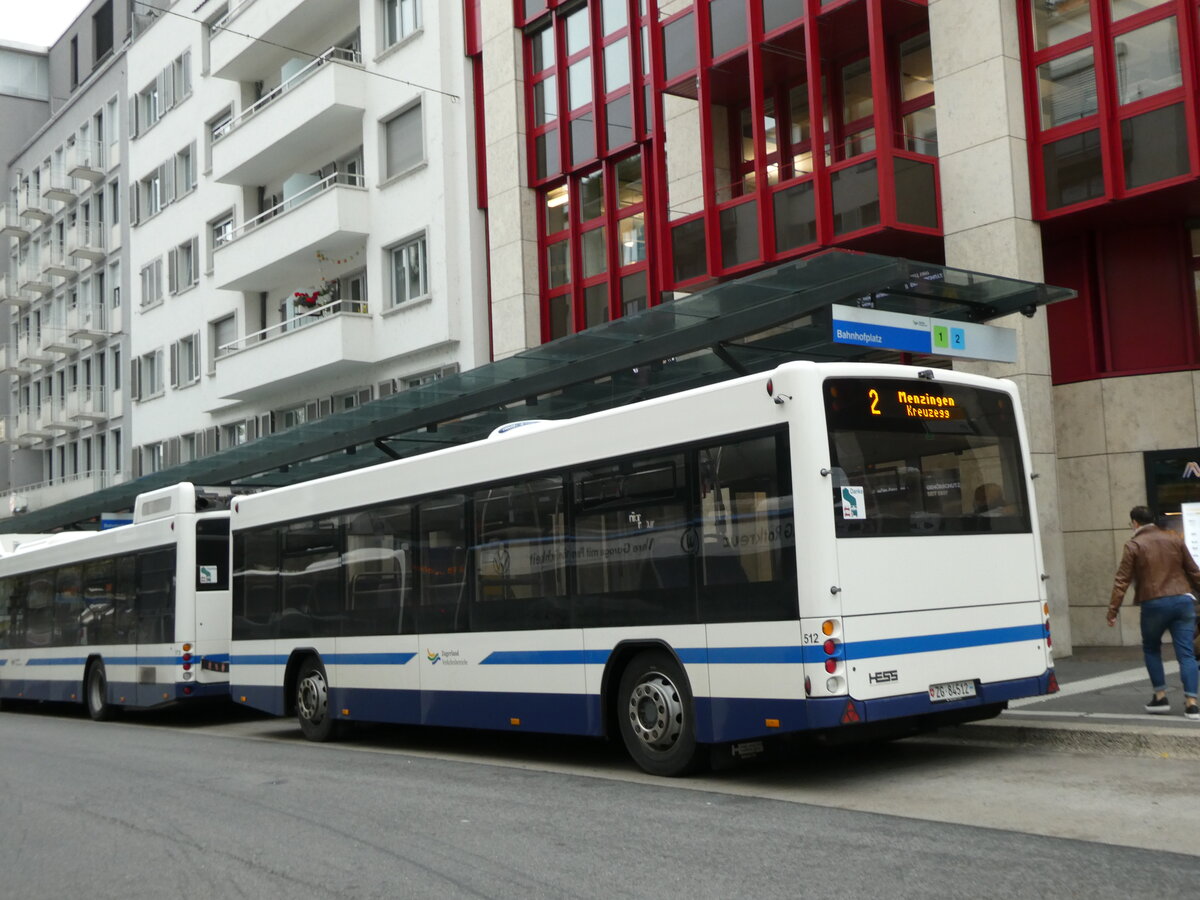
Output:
top-left (1140, 594), bottom-right (1199, 698)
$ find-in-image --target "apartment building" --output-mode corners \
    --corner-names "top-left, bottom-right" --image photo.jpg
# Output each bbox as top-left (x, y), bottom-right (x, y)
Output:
top-left (125, 0), bottom-right (489, 474)
top-left (0, 1), bottom-right (131, 514)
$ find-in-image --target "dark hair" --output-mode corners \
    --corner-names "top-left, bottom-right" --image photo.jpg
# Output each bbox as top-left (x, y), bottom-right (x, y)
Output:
top-left (1130, 506), bottom-right (1154, 526)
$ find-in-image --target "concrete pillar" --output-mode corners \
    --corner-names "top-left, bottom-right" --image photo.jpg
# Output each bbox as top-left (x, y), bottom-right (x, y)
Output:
top-left (480, 3), bottom-right (541, 359)
top-left (929, 0), bottom-right (1071, 653)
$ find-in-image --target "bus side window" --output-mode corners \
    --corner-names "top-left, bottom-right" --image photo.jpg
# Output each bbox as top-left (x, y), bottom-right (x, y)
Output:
top-left (82, 558), bottom-right (117, 646)
top-left (114, 556), bottom-right (136, 644)
top-left (697, 433), bottom-right (796, 623)
top-left (416, 495), bottom-right (468, 634)
top-left (136, 549), bottom-right (176, 645)
top-left (233, 528), bottom-right (280, 641)
top-left (471, 476), bottom-right (567, 631)
top-left (344, 505), bottom-right (413, 636)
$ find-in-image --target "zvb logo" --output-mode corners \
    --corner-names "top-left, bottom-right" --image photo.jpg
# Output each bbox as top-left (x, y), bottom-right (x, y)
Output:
top-left (1183, 462), bottom-right (1200, 479)
top-left (427, 650), bottom-right (440, 665)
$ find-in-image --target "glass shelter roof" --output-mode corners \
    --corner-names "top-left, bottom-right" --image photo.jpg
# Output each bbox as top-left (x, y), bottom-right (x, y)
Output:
top-left (1, 250), bottom-right (1075, 533)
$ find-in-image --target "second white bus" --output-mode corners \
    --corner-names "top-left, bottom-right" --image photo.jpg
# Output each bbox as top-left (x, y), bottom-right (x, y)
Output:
top-left (0, 484), bottom-right (233, 719)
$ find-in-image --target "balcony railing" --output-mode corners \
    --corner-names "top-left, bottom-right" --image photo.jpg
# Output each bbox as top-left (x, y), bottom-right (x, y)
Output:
top-left (0, 469), bottom-right (121, 511)
top-left (68, 139), bottom-right (106, 182)
top-left (217, 298), bottom-right (368, 356)
top-left (0, 203), bottom-right (30, 239)
top-left (214, 46), bottom-right (363, 145)
top-left (0, 274), bottom-right (32, 309)
top-left (18, 185), bottom-right (52, 223)
top-left (42, 242), bottom-right (81, 279)
top-left (71, 220), bottom-right (107, 262)
top-left (221, 171), bottom-right (365, 246)
top-left (210, 0), bottom-right (259, 34)
top-left (43, 164), bottom-right (77, 202)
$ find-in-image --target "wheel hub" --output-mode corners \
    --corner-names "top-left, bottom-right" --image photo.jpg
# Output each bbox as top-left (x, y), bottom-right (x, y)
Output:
top-left (297, 672), bottom-right (328, 724)
top-left (627, 673), bottom-right (683, 750)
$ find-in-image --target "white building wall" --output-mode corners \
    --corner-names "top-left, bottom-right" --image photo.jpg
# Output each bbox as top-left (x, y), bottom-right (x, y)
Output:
top-left (127, 0), bottom-right (488, 468)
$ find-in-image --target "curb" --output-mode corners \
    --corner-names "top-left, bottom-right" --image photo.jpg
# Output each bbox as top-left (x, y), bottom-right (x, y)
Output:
top-left (935, 718), bottom-right (1200, 759)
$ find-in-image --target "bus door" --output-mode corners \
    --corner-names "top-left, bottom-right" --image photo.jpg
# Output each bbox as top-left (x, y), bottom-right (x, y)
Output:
top-left (824, 377), bottom-right (1050, 706)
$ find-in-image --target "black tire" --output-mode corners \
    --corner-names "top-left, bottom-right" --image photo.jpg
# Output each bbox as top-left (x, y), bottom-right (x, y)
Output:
top-left (295, 656), bottom-right (338, 742)
top-left (86, 660), bottom-right (115, 722)
top-left (616, 650), bottom-right (703, 777)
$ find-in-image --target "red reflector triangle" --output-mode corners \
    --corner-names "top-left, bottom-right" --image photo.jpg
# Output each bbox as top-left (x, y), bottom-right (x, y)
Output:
top-left (1048, 672), bottom-right (1059, 694)
top-left (841, 701), bottom-right (861, 724)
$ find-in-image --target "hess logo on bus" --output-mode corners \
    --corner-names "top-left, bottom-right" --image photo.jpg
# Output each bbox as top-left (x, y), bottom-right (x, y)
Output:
top-left (868, 670), bottom-right (899, 684)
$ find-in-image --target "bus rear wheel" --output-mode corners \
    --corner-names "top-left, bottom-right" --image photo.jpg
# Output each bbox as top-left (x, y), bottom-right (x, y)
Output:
top-left (617, 650), bottom-right (703, 777)
top-left (86, 661), bottom-right (115, 722)
top-left (296, 657), bottom-right (338, 742)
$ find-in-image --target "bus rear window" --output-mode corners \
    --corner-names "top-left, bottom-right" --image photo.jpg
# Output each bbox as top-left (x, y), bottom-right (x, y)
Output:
top-left (824, 377), bottom-right (1031, 537)
top-left (196, 518), bottom-right (230, 590)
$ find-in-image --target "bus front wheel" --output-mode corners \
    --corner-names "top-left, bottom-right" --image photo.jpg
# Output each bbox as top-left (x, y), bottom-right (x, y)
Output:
top-left (617, 650), bottom-right (703, 777)
top-left (296, 657), bottom-right (338, 742)
top-left (86, 661), bottom-right (115, 722)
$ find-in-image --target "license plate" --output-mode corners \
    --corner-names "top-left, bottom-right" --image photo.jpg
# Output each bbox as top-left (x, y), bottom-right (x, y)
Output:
top-left (928, 679), bottom-right (976, 703)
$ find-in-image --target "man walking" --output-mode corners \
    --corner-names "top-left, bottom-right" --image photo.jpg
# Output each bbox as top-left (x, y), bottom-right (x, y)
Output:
top-left (1107, 506), bottom-right (1200, 720)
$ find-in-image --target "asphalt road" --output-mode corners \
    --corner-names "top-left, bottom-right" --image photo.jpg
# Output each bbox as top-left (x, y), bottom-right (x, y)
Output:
top-left (1, 701), bottom-right (1197, 899)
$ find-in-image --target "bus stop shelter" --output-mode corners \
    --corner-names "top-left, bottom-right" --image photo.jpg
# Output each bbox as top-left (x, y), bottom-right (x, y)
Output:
top-left (0, 250), bottom-right (1074, 533)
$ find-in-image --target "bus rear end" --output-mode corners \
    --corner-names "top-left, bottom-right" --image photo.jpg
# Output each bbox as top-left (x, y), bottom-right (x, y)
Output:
top-left (813, 371), bottom-right (1054, 730)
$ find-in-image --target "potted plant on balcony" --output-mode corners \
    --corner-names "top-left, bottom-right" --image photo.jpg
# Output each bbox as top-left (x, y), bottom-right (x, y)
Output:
top-left (283, 280), bottom-right (336, 318)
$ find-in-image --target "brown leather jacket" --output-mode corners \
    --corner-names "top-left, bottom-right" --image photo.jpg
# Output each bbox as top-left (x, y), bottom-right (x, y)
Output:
top-left (1109, 525), bottom-right (1200, 611)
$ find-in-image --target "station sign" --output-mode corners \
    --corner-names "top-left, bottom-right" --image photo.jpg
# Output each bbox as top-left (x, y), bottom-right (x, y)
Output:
top-left (831, 304), bottom-right (1017, 363)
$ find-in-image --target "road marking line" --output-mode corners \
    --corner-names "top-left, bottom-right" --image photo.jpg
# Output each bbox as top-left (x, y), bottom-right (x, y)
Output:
top-left (1010, 661), bottom-right (1179, 708)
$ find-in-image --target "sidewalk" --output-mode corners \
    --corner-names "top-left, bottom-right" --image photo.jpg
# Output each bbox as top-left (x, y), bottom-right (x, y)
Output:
top-left (944, 646), bottom-right (1200, 758)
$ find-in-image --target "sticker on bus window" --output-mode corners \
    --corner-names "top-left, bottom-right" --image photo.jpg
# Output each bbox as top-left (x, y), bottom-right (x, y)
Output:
top-left (841, 486), bottom-right (866, 520)
top-left (198, 565), bottom-right (218, 584)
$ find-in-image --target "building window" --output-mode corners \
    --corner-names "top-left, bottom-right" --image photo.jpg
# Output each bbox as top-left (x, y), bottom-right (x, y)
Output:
top-left (222, 421), bottom-right (247, 447)
top-left (383, 102), bottom-right (423, 179)
top-left (211, 314), bottom-right (236, 365)
top-left (168, 238), bottom-right (199, 293)
top-left (93, 1), bottom-right (114, 62)
top-left (134, 349), bottom-right (164, 400)
top-left (175, 143), bottom-right (196, 196)
top-left (171, 333), bottom-right (201, 387)
top-left (383, 0), bottom-right (421, 48)
top-left (389, 235), bottom-right (428, 306)
top-left (139, 258), bottom-right (163, 307)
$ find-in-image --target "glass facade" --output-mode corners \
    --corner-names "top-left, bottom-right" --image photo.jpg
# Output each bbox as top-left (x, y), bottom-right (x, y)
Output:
top-left (520, 0), bottom-right (940, 342)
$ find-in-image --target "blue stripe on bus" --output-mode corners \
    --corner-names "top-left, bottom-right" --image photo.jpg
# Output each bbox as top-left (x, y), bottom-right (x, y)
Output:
top-left (326, 653), bottom-right (417, 665)
top-left (16, 655), bottom-right (218, 667)
top-left (479, 650), bottom-right (611, 666)
top-left (844, 624), bottom-right (1047, 660)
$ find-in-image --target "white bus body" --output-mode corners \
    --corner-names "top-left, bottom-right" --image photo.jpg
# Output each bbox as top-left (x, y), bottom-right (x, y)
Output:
top-left (0, 484), bottom-right (232, 717)
top-left (228, 362), bottom-right (1055, 774)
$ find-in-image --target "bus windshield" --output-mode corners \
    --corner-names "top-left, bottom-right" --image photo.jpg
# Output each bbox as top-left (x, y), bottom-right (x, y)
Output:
top-left (824, 377), bottom-right (1031, 537)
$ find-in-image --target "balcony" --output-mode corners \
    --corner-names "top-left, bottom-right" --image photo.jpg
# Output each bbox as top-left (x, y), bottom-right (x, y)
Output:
top-left (71, 221), bottom-right (107, 263)
top-left (0, 204), bottom-right (30, 239)
top-left (211, 299), bottom-right (373, 404)
top-left (40, 326), bottom-right (80, 356)
top-left (46, 396), bottom-right (79, 432)
top-left (17, 337), bottom-right (53, 368)
top-left (1, 470), bottom-right (121, 513)
top-left (68, 303), bottom-right (113, 343)
top-left (210, 0), bottom-right (359, 83)
top-left (18, 187), bottom-right (52, 224)
top-left (213, 173), bottom-right (368, 292)
top-left (69, 388), bottom-right (108, 422)
top-left (0, 344), bottom-right (31, 376)
top-left (68, 140), bottom-right (106, 183)
top-left (19, 260), bottom-right (53, 295)
top-left (42, 165), bottom-right (77, 203)
top-left (0, 274), bottom-right (32, 309)
top-left (212, 48), bottom-right (366, 186)
top-left (15, 409), bottom-right (53, 444)
top-left (42, 243), bottom-right (80, 280)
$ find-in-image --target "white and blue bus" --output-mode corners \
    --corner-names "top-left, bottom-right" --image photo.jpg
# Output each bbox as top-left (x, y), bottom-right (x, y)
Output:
top-left (228, 361), bottom-right (1056, 775)
top-left (0, 484), bottom-right (232, 720)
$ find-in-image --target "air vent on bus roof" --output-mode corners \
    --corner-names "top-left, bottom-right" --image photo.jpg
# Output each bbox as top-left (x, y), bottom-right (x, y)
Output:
top-left (487, 420), bottom-right (554, 439)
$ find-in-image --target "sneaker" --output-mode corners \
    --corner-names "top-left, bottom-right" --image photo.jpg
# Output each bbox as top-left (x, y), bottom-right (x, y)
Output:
top-left (1145, 695), bottom-right (1171, 714)
top-left (1186, 703), bottom-right (1200, 721)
